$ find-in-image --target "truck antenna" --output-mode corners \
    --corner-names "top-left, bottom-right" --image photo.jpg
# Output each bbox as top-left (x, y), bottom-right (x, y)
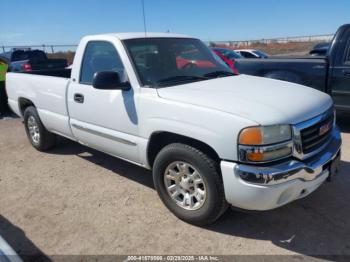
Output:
top-left (141, 0), bottom-right (147, 37)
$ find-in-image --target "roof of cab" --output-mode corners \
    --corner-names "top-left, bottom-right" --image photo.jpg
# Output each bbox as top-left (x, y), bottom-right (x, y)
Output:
top-left (96, 32), bottom-right (193, 40)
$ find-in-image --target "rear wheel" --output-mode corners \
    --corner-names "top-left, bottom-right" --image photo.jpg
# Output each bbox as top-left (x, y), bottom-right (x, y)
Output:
top-left (153, 143), bottom-right (228, 225)
top-left (24, 106), bottom-right (56, 151)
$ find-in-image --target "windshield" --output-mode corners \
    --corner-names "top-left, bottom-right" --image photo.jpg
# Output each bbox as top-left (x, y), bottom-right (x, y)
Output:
top-left (124, 38), bottom-right (234, 87)
top-left (214, 48), bottom-right (242, 59)
top-left (252, 50), bottom-right (268, 58)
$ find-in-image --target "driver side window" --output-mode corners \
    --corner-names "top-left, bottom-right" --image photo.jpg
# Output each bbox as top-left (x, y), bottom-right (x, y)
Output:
top-left (80, 41), bottom-right (125, 85)
top-left (240, 51), bottom-right (256, 58)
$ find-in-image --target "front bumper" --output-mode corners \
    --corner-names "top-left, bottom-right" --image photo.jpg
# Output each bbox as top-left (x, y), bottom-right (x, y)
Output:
top-left (221, 127), bottom-right (342, 211)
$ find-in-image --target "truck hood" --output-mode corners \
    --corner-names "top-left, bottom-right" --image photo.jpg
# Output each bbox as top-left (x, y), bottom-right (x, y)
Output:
top-left (156, 74), bottom-right (333, 125)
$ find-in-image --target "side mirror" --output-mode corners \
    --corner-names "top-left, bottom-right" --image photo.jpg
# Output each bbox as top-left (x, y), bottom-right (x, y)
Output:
top-left (92, 71), bottom-right (131, 90)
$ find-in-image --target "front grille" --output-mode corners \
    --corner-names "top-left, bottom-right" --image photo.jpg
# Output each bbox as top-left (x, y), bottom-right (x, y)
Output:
top-left (300, 110), bottom-right (334, 154)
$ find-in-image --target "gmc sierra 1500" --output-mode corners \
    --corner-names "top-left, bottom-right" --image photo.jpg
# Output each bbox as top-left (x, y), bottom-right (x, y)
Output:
top-left (6, 32), bottom-right (342, 225)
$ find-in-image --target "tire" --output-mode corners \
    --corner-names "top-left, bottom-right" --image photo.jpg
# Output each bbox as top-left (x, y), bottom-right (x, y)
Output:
top-left (23, 106), bottom-right (56, 151)
top-left (153, 143), bottom-right (228, 225)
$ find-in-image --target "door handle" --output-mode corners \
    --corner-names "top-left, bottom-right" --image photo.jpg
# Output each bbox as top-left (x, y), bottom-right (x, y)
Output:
top-left (74, 93), bottom-right (84, 103)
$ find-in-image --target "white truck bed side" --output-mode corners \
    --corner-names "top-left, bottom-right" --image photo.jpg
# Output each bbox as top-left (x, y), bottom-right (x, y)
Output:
top-left (6, 73), bottom-right (74, 139)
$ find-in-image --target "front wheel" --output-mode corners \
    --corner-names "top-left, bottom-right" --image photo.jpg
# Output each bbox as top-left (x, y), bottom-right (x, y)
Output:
top-left (153, 143), bottom-right (228, 225)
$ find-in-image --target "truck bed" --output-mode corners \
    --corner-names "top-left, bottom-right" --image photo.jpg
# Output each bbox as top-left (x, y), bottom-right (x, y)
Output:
top-left (6, 71), bottom-right (71, 135)
top-left (25, 68), bottom-right (71, 78)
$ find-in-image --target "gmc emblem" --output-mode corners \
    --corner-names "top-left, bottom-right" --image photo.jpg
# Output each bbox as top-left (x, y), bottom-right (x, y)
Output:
top-left (319, 121), bottom-right (332, 136)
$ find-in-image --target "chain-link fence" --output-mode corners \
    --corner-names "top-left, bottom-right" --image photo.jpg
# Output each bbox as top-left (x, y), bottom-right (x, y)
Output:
top-left (1, 33), bottom-right (335, 59)
top-left (208, 34), bottom-right (334, 48)
top-left (1, 44), bottom-right (77, 54)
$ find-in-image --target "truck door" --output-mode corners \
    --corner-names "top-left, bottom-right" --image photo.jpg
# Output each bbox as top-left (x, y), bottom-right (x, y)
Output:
top-left (67, 41), bottom-right (141, 164)
top-left (329, 27), bottom-right (350, 111)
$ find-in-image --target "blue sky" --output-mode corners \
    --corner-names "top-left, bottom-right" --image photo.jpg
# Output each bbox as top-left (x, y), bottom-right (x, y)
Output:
top-left (1, 0), bottom-right (349, 46)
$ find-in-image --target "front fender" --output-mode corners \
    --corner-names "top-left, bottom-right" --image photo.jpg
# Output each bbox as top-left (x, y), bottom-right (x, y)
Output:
top-left (139, 98), bottom-right (257, 162)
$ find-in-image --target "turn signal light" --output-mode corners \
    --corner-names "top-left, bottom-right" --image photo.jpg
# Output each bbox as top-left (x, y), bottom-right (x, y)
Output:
top-left (246, 151), bottom-right (264, 161)
top-left (239, 127), bottom-right (263, 145)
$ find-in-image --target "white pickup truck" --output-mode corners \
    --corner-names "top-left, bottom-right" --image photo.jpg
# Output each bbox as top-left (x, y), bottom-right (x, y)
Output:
top-left (6, 33), bottom-right (342, 225)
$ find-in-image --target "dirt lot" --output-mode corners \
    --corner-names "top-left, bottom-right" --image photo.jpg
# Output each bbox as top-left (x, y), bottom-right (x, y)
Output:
top-left (0, 114), bottom-right (350, 259)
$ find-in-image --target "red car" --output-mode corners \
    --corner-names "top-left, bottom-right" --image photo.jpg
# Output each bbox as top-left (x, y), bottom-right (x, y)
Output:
top-left (211, 47), bottom-right (241, 74)
top-left (176, 56), bottom-right (215, 69)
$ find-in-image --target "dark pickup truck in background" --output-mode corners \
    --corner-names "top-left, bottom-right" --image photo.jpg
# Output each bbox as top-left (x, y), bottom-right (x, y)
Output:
top-left (236, 24), bottom-right (350, 112)
top-left (0, 49), bottom-right (67, 72)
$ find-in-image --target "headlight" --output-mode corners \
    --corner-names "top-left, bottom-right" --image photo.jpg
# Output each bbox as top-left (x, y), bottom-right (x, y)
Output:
top-left (238, 125), bottom-right (292, 163)
top-left (239, 125), bottom-right (291, 145)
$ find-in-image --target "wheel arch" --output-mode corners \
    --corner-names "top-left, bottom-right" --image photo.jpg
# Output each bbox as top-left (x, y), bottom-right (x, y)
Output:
top-left (147, 131), bottom-right (221, 168)
top-left (18, 97), bottom-right (36, 117)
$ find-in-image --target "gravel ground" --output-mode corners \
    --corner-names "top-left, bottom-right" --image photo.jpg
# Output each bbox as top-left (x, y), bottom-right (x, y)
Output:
top-left (0, 114), bottom-right (349, 259)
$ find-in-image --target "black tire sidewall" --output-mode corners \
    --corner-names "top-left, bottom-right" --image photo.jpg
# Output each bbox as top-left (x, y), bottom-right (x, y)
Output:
top-left (23, 106), bottom-right (51, 150)
top-left (153, 144), bottom-right (225, 225)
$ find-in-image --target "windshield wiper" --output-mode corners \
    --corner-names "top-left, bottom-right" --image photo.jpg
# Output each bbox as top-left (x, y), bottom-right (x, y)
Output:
top-left (156, 75), bottom-right (208, 86)
top-left (204, 71), bottom-right (235, 78)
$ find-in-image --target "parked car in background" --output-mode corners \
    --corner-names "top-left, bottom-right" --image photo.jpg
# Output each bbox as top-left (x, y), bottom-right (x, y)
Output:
top-left (211, 47), bottom-right (241, 74)
top-left (309, 42), bottom-right (330, 56)
top-left (235, 49), bottom-right (269, 58)
top-left (6, 32), bottom-right (341, 225)
top-left (236, 24), bottom-right (350, 112)
top-left (0, 49), bottom-right (67, 72)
